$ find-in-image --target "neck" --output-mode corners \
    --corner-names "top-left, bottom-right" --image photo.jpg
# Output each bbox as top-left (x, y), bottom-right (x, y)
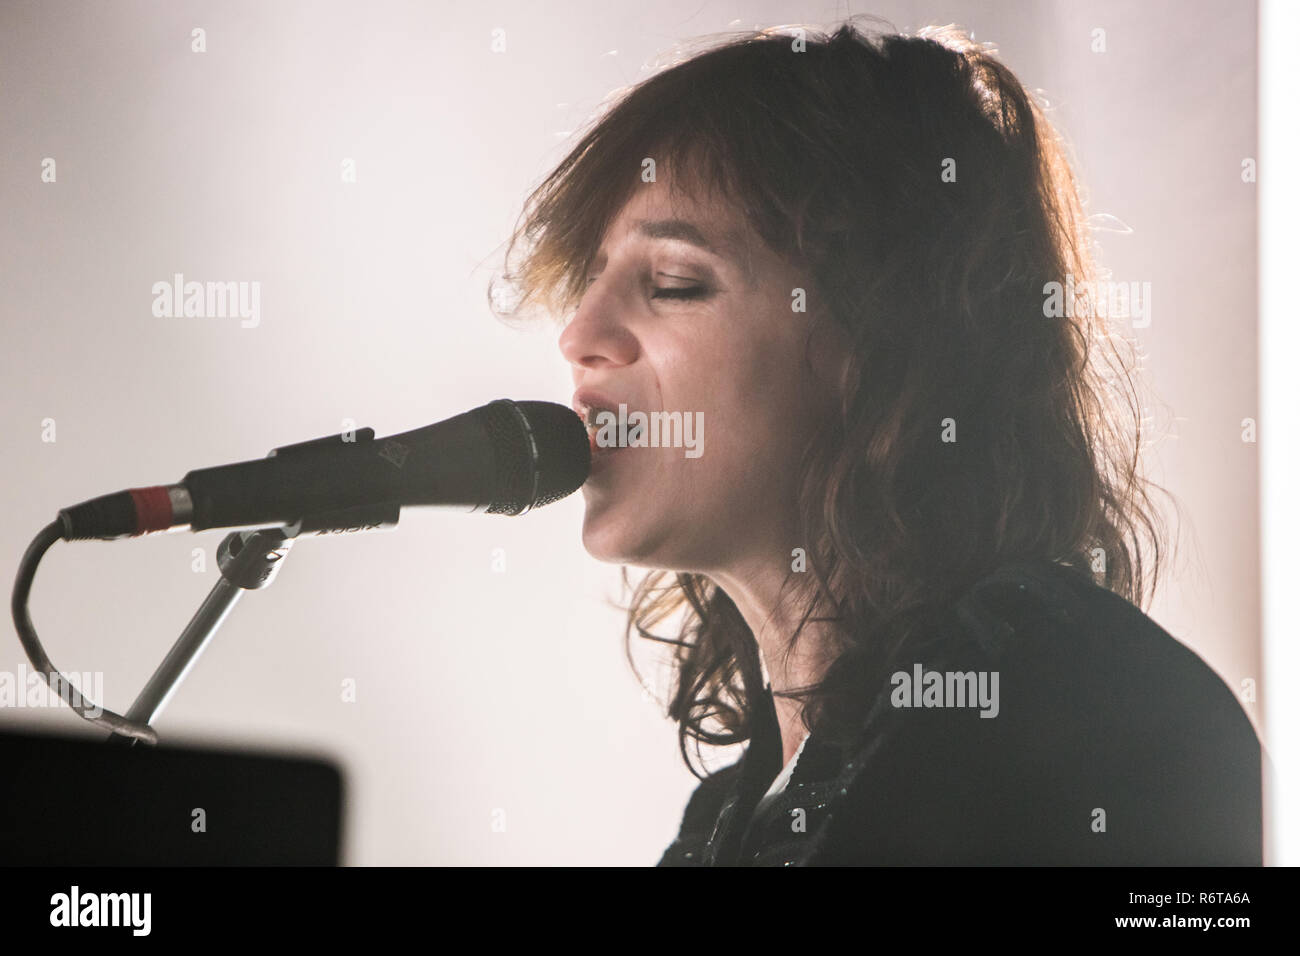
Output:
top-left (709, 558), bottom-right (835, 767)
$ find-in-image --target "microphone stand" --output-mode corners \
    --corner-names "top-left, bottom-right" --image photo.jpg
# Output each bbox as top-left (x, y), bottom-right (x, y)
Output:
top-left (105, 429), bottom-right (398, 747)
top-left (103, 526), bottom-right (293, 747)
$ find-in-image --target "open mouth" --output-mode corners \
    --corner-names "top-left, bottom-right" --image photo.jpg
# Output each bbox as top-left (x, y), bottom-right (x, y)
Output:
top-left (574, 400), bottom-right (624, 460)
top-left (581, 404), bottom-right (613, 455)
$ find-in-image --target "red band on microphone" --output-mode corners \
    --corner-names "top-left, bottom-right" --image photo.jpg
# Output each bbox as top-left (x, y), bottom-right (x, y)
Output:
top-left (130, 486), bottom-right (174, 534)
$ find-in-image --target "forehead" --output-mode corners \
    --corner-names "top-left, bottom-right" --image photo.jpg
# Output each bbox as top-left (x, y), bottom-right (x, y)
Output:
top-left (600, 179), bottom-right (756, 283)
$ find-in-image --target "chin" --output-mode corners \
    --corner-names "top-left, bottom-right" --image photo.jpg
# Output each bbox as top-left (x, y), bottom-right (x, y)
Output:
top-left (582, 521), bottom-right (715, 579)
top-left (580, 509), bottom-right (676, 569)
top-left (582, 529), bottom-right (654, 567)
top-left (580, 512), bottom-right (634, 565)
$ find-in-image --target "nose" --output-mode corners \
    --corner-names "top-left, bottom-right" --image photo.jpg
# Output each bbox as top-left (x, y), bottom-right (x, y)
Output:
top-left (558, 277), bottom-right (638, 371)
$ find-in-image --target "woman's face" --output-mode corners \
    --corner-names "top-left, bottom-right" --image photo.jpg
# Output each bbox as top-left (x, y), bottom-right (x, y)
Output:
top-left (560, 173), bottom-right (846, 576)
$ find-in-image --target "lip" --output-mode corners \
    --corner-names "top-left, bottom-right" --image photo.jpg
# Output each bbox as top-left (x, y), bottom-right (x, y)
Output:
top-left (571, 388), bottom-right (627, 424)
top-left (587, 423), bottom-right (628, 476)
top-left (573, 389), bottom-right (631, 480)
top-left (587, 441), bottom-right (624, 477)
top-left (573, 389), bottom-right (628, 457)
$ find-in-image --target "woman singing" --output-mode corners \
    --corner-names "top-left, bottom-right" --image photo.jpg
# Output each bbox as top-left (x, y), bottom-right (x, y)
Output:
top-left (494, 19), bottom-right (1261, 866)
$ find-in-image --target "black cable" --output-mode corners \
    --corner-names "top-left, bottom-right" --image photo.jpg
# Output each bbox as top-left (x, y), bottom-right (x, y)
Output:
top-left (11, 521), bottom-right (158, 745)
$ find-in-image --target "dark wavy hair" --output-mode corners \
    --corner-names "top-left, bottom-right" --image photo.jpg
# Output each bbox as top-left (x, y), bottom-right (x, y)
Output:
top-left (493, 18), bottom-right (1173, 777)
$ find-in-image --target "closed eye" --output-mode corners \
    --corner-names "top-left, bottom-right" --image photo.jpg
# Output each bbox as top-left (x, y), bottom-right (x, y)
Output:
top-left (580, 272), bottom-right (711, 301)
top-left (652, 286), bottom-right (707, 300)
top-left (652, 272), bottom-right (709, 300)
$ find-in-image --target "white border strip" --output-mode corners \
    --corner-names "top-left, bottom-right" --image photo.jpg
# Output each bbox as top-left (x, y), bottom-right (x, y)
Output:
top-left (1260, 0), bottom-right (1299, 867)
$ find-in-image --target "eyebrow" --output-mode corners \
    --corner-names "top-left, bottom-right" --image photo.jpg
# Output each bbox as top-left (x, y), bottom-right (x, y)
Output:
top-left (627, 217), bottom-right (755, 288)
top-left (631, 218), bottom-right (722, 254)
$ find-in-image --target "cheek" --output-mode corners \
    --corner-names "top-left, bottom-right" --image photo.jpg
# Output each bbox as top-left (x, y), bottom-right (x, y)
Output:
top-left (668, 384), bottom-right (802, 507)
top-left (651, 306), bottom-right (828, 480)
top-left (718, 336), bottom-right (817, 436)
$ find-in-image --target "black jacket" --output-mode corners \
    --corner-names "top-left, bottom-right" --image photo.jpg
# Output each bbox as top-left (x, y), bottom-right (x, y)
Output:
top-left (657, 559), bottom-right (1262, 866)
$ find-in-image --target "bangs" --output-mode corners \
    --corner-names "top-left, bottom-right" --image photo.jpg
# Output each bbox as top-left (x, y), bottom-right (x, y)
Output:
top-left (493, 33), bottom-right (808, 324)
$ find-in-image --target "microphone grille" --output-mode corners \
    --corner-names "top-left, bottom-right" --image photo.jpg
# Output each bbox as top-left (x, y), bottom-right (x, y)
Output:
top-left (481, 400), bottom-right (590, 515)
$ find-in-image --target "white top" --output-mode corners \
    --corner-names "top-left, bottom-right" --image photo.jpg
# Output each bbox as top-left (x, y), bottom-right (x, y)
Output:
top-left (761, 729), bottom-right (812, 801)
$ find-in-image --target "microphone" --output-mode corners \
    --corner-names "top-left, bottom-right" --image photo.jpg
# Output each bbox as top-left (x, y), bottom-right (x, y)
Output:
top-left (55, 399), bottom-right (591, 540)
